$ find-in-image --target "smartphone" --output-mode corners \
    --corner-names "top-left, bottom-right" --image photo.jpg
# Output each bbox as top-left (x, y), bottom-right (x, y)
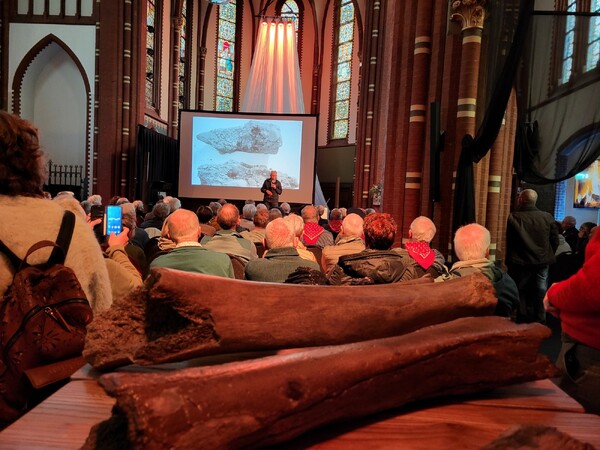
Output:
top-left (104, 205), bottom-right (123, 236)
top-left (90, 204), bottom-right (104, 221)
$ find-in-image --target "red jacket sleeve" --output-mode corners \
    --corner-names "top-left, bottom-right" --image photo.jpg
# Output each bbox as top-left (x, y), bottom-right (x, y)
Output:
top-left (547, 230), bottom-right (600, 313)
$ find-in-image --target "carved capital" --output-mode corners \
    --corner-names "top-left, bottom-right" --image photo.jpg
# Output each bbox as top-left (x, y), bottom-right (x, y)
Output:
top-left (200, 47), bottom-right (208, 58)
top-left (450, 0), bottom-right (486, 31)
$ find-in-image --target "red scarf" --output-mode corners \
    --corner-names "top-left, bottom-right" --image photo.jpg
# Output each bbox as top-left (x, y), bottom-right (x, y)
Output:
top-left (328, 220), bottom-right (343, 233)
top-left (405, 241), bottom-right (435, 270)
top-left (303, 222), bottom-right (324, 245)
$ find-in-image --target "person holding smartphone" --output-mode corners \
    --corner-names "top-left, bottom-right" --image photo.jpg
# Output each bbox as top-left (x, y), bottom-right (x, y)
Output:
top-left (261, 170), bottom-right (282, 208)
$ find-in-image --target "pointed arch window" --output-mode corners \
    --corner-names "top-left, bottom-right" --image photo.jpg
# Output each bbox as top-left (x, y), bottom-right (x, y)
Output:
top-left (586, 0), bottom-right (600, 71)
top-left (178, 0), bottom-right (189, 110)
top-left (277, 0), bottom-right (301, 48)
top-left (330, 0), bottom-right (355, 142)
top-left (554, 0), bottom-right (600, 89)
top-left (216, 0), bottom-right (238, 112)
top-left (146, 0), bottom-right (162, 110)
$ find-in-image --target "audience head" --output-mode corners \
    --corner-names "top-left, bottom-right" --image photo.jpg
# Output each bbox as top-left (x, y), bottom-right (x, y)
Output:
top-left (579, 221), bottom-right (596, 239)
top-left (164, 196), bottom-right (181, 213)
top-left (409, 216), bottom-right (437, 243)
top-left (209, 201), bottom-right (221, 215)
top-left (217, 203), bottom-right (240, 230)
top-left (340, 213), bottom-right (364, 238)
top-left (87, 194), bottom-right (102, 205)
top-left (301, 205), bottom-right (319, 223)
top-left (280, 202), bottom-right (291, 216)
top-left (43, 191), bottom-right (52, 200)
top-left (242, 203), bottom-right (257, 220)
top-left (152, 201), bottom-right (170, 220)
top-left (365, 208), bottom-right (376, 215)
top-left (264, 218), bottom-right (295, 249)
top-left (316, 205), bottom-right (326, 218)
top-left (120, 202), bottom-right (137, 237)
top-left (329, 208), bottom-right (343, 221)
top-left (253, 209), bottom-right (270, 228)
top-left (454, 223), bottom-right (491, 261)
top-left (518, 189), bottom-right (538, 206)
top-left (284, 213), bottom-right (305, 238)
top-left (0, 110), bottom-right (46, 197)
top-left (339, 207), bottom-right (347, 218)
top-left (167, 209), bottom-right (200, 243)
top-left (196, 205), bottom-right (214, 224)
top-left (363, 213), bottom-right (397, 250)
top-left (562, 215), bottom-right (576, 230)
top-left (256, 203), bottom-right (268, 212)
top-left (245, 199), bottom-right (256, 205)
top-left (115, 197), bottom-right (130, 205)
top-left (217, 198), bottom-right (227, 206)
top-left (132, 200), bottom-right (145, 213)
top-left (269, 207), bottom-right (283, 221)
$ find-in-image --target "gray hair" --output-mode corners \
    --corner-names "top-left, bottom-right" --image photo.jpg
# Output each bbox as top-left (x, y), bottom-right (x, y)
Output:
top-left (410, 216), bottom-right (436, 243)
top-left (454, 223), bottom-right (490, 261)
top-left (242, 203), bottom-right (257, 220)
top-left (284, 213), bottom-right (304, 238)
top-left (265, 218), bottom-right (295, 249)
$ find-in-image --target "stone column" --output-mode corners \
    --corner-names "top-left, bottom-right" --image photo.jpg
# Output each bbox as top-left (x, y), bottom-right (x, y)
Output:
top-left (170, 17), bottom-right (183, 137)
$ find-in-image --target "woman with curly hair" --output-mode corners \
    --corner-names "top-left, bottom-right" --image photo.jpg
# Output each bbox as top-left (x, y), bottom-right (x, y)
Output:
top-left (0, 110), bottom-right (112, 313)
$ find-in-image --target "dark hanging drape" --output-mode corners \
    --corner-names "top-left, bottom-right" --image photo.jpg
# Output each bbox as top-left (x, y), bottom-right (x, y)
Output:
top-left (515, 10), bottom-right (600, 185)
top-left (135, 125), bottom-right (179, 204)
top-left (452, 0), bottom-right (534, 233)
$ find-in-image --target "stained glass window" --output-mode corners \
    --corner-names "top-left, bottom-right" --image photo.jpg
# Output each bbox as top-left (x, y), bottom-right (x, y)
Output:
top-left (216, 0), bottom-right (237, 112)
top-left (586, 0), bottom-right (600, 71)
top-left (332, 0), bottom-right (354, 140)
top-left (146, 0), bottom-right (158, 107)
top-left (561, 0), bottom-right (577, 84)
top-left (280, 1), bottom-right (300, 46)
top-left (178, 0), bottom-right (188, 110)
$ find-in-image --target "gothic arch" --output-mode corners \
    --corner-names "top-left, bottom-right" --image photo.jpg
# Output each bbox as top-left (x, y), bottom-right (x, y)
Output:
top-left (12, 34), bottom-right (92, 175)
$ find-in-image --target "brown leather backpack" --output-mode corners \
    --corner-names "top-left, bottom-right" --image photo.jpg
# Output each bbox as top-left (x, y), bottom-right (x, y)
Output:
top-left (0, 211), bottom-right (93, 422)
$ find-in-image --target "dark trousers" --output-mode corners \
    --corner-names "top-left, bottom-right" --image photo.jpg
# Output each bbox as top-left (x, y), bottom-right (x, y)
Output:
top-left (508, 264), bottom-right (549, 323)
top-left (557, 334), bottom-right (600, 414)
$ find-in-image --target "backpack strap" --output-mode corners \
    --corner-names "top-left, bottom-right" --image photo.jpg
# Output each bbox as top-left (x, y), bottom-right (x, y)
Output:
top-left (48, 210), bottom-right (76, 265)
top-left (0, 210), bottom-right (76, 270)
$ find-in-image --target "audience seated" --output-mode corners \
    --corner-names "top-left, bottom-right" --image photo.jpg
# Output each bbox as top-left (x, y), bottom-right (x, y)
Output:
top-left (280, 202), bottom-right (291, 216)
top-left (140, 202), bottom-right (170, 230)
top-left (120, 205), bottom-right (149, 278)
top-left (301, 205), bottom-right (334, 249)
top-left (283, 214), bottom-right (318, 263)
top-left (268, 208), bottom-right (283, 221)
top-left (561, 215), bottom-right (578, 250)
top-left (394, 216), bottom-right (446, 277)
top-left (575, 221), bottom-right (596, 263)
top-left (201, 203), bottom-right (258, 262)
top-left (132, 200), bottom-right (146, 227)
top-left (104, 226), bottom-right (143, 300)
top-left (245, 218), bottom-right (320, 282)
top-left (0, 110), bottom-right (112, 313)
top-left (150, 209), bottom-right (234, 278)
top-left (163, 196), bottom-right (181, 214)
top-left (121, 203), bottom-right (149, 251)
top-left (208, 201), bottom-right (222, 231)
top-left (240, 204), bottom-right (256, 231)
top-left (323, 208), bottom-right (344, 241)
top-left (327, 213), bottom-right (415, 285)
top-left (241, 209), bottom-right (269, 244)
top-left (196, 205), bottom-right (217, 238)
top-left (436, 223), bottom-right (518, 318)
top-left (321, 213), bottom-right (365, 273)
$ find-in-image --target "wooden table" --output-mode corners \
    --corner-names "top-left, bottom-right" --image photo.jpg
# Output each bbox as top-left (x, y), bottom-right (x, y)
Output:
top-left (1, 376), bottom-right (598, 449)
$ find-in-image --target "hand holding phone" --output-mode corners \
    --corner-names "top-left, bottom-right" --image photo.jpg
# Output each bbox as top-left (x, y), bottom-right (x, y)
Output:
top-left (104, 205), bottom-right (123, 236)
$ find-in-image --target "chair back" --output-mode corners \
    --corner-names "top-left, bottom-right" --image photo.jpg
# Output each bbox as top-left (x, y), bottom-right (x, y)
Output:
top-left (228, 254), bottom-right (247, 280)
top-left (254, 243), bottom-right (266, 258)
top-left (306, 246), bottom-right (324, 270)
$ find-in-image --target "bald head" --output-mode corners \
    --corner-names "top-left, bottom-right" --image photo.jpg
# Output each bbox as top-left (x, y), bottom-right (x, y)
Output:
top-left (340, 213), bottom-right (364, 238)
top-left (284, 213), bottom-right (304, 238)
top-left (217, 203), bottom-right (240, 230)
top-left (519, 189), bottom-right (538, 206)
top-left (265, 218), bottom-right (295, 249)
top-left (301, 205), bottom-right (319, 223)
top-left (454, 223), bottom-right (490, 261)
top-left (167, 209), bottom-right (200, 243)
top-left (409, 216), bottom-right (436, 243)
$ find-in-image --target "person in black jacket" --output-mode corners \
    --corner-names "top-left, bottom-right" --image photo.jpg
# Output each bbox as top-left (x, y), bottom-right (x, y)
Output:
top-left (506, 189), bottom-right (559, 323)
top-left (327, 213), bottom-right (416, 285)
top-left (260, 170), bottom-right (282, 208)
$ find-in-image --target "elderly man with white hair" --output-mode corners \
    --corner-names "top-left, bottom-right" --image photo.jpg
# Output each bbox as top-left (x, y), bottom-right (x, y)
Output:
top-left (244, 218), bottom-right (320, 282)
top-left (394, 216), bottom-right (446, 277)
top-left (437, 223), bottom-right (519, 318)
top-left (321, 213), bottom-right (365, 273)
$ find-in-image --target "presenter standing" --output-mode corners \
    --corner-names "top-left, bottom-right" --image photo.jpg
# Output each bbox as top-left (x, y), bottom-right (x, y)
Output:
top-left (261, 170), bottom-right (282, 208)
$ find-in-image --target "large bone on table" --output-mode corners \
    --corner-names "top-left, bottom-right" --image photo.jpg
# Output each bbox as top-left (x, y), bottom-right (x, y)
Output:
top-left (85, 316), bottom-right (558, 450)
top-left (84, 268), bottom-right (497, 370)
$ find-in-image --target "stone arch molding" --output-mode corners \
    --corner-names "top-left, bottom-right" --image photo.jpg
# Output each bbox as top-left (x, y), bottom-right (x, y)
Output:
top-left (12, 34), bottom-right (92, 179)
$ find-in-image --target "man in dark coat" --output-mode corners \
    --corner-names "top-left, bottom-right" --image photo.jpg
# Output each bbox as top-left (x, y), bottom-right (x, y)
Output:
top-left (506, 189), bottom-right (559, 323)
top-left (260, 170), bottom-right (282, 208)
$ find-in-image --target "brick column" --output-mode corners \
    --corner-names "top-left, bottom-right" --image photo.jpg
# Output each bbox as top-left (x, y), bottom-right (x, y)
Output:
top-left (402, 0), bottom-right (434, 241)
top-left (170, 17), bottom-right (183, 137)
top-left (444, 0), bottom-right (486, 260)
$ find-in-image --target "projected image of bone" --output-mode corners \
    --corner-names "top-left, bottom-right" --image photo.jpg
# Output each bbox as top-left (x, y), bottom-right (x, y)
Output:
top-left (197, 120), bottom-right (282, 154)
top-left (197, 162), bottom-right (299, 188)
top-left (191, 117), bottom-right (302, 188)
